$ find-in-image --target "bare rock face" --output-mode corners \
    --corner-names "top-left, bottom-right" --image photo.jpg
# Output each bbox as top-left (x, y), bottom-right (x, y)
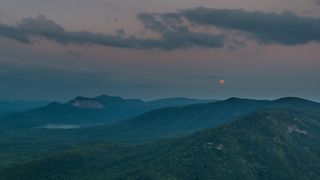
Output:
top-left (287, 125), bottom-right (308, 135)
top-left (70, 99), bottom-right (106, 109)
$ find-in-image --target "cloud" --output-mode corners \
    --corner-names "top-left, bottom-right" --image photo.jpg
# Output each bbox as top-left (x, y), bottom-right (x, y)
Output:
top-left (0, 24), bottom-right (30, 43)
top-left (177, 8), bottom-right (320, 45)
top-left (138, 8), bottom-right (320, 46)
top-left (137, 12), bottom-right (225, 49)
top-left (0, 14), bottom-right (224, 50)
top-left (1, 8), bottom-right (320, 50)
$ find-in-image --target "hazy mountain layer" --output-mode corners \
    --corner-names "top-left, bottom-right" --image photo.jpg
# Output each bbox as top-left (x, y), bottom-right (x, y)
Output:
top-left (71, 97), bottom-right (320, 141)
top-left (0, 101), bottom-right (48, 118)
top-left (0, 95), bottom-right (213, 129)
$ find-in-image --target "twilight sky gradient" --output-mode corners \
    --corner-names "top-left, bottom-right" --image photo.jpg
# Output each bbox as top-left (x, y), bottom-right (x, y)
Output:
top-left (0, 0), bottom-right (319, 101)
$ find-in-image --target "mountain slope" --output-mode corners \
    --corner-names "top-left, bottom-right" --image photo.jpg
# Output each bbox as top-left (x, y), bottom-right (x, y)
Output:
top-left (2, 108), bottom-right (320, 180)
top-left (0, 130), bottom-right (5, 136)
top-left (0, 95), bottom-right (213, 129)
top-left (0, 101), bottom-right (48, 118)
top-left (75, 97), bottom-right (320, 141)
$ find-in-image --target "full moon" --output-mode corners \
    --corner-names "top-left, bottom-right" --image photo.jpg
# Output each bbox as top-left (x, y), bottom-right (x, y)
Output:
top-left (219, 79), bottom-right (225, 85)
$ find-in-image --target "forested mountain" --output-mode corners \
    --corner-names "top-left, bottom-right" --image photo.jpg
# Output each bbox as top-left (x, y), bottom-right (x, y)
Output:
top-left (0, 95), bottom-right (213, 129)
top-left (2, 108), bottom-right (319, 180)
top-left (72, 97), bottom-right (320, 141)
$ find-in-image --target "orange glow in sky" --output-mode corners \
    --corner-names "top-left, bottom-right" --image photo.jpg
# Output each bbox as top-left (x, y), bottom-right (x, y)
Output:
top-left (219, 79), bottom-right (225, 85)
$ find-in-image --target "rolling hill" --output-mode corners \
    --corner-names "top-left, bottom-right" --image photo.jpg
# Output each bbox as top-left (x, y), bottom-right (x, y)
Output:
top-left (0, 95), bottom-right (213, 129)
top-left (1, 108), bottom-right (319, 180)
top-left (70, 97), bottom-right (320, 141)
top-left (0, 100), bottom-right (48, 118)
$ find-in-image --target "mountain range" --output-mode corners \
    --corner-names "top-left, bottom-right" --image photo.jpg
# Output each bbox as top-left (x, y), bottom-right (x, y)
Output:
top-left (1, 108), bottom-right (319, 180)
top-left (0, 95), bottom-right (213, 129)
top-left (59, 97), bottom-right (320, 142)
top-left (0, 95), bottom-right (320, 180)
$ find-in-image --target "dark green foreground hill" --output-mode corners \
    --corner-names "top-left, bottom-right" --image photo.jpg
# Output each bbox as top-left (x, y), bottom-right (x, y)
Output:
top-left (2, 108), bottom-right (320, 180)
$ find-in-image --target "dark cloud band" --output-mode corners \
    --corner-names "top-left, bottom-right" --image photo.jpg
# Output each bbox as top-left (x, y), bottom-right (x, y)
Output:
top-left (1, 8), bottom-right (320, 49)
top-left (0, 15), bottom-right (224, 50)
top-left (179, 8), bottom-right (320, 45)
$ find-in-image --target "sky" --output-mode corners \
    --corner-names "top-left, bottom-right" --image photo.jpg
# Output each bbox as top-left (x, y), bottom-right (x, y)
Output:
top-left (0, 0), bottom-right (319, 101)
